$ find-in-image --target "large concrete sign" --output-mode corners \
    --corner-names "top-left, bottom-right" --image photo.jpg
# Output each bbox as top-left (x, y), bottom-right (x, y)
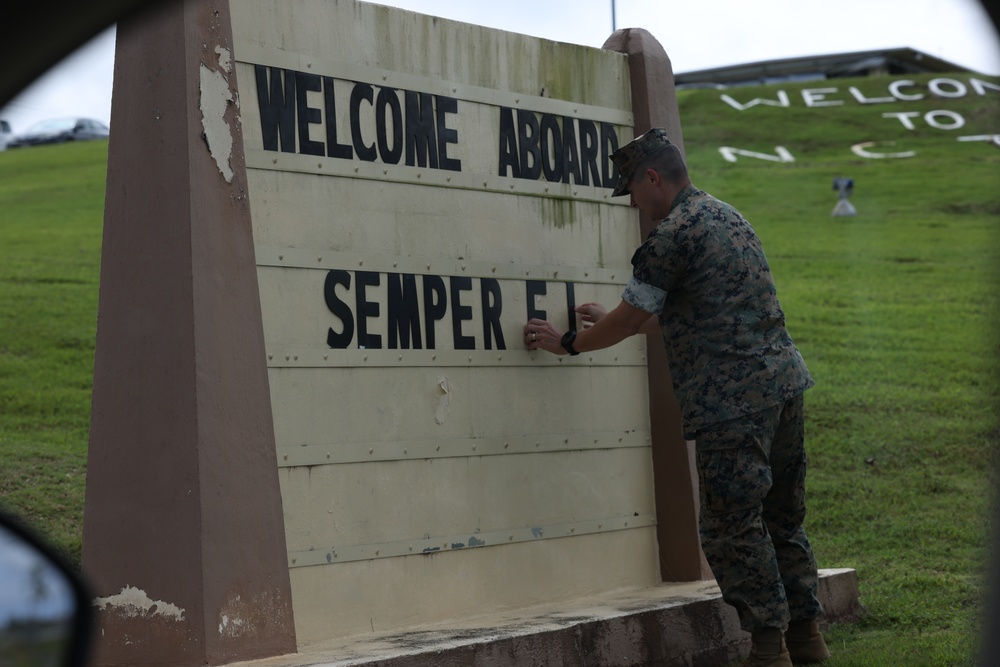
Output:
top-left (83, 1), bottom-right (706, 664)
top-left (230, 0), bottom-right (659, 643)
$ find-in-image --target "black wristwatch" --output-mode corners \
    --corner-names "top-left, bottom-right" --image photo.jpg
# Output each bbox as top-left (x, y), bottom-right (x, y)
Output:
top-left (560, 330), bottom-right (580, 356)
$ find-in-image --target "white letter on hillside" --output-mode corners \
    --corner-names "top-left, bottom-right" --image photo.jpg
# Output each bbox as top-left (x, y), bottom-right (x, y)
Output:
top-left (851, 142), bottom-right (916, 159)
top-left (958, 134), bottom-right (1000, 147)
top-left (720, 90), bottom-right (790, 111)
top-left (888, 80), bottom-right (924, 101)
top-left (924, 110), bottom-right (965, 130)
top-left (882, 111), bottom-right (921, 129)
top-left (928, 78), bottom-right (967, 98)
top-left (849, 87), bottom-right (895, 104)
top-left (970, 78), bottom-right (1000, 96)
top-left (718, 146), bottom-right (796, 163)
top-left (802, 88), bottom-right (844, 107)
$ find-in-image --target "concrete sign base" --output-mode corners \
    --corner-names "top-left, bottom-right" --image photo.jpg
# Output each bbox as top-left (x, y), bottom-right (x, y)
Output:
top-left (224, 569), bottom-right (861, 667)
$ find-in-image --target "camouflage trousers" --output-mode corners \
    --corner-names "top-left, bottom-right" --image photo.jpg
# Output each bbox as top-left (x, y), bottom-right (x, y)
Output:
top-left (694, 393), bottom-right (823, 633)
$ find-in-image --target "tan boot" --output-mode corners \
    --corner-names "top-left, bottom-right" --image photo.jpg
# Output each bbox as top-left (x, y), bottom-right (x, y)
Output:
top-left (742, 628), bottom-right (793, 667)
top-left (785, 620), bottom-right (830, 664)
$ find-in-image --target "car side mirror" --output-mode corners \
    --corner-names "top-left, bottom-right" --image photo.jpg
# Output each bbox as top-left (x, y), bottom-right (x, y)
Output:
top-left (0, 512), bottom-right (92, 667)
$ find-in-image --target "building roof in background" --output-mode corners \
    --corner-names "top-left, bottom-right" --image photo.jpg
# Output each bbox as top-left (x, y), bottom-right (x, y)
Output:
top-left (674, 47), bottom-right (974, 88)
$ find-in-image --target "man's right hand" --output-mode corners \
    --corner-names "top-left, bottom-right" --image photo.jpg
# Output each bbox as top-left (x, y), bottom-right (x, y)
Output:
top-left (575, 302), bottom-right (608, 327)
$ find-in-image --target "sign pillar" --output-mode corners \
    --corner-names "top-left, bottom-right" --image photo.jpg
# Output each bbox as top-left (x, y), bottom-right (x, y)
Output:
top-left (81, 0), bottom-right (296, 664)
top-left (603, 28), bottom-right (713, 582)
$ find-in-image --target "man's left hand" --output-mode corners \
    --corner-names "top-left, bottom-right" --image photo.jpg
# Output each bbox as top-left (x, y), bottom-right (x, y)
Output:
top-left (524, 318), bottom-right (566, 354)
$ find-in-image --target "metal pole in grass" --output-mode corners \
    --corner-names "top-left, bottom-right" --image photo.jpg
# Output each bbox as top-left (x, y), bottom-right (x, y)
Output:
top-left (832, 177), bottom-right (857, 216)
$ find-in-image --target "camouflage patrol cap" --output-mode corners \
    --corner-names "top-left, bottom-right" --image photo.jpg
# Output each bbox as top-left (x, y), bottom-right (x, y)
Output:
top-left (610, 128), bottom-right (674, 196)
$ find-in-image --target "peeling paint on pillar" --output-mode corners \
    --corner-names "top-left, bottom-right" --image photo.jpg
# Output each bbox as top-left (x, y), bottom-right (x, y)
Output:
top-left (200, 45), bottom-right (237, 183)
top-left (216, 588), bottom-right (292, 639)
top-left (92, 586), bottom-right (186, 622)
top-left (90, 587), bottom-right (194, 657)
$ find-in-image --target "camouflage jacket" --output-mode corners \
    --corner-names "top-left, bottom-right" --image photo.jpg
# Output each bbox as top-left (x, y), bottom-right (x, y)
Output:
top-left (622, 185), bottom-right (813, 438)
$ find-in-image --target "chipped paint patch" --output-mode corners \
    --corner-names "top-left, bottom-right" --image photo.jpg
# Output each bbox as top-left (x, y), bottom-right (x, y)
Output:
top-left (434, 377), bottom-right (451, 424)
top-left (218, 593), bottom-right (253, 638)
top-left (214, 44), bottom-right (232, 73)
top-left (199, 46), bottom-right (236, 183)
top-left (217, 588), bottom-right (291, 639)
top-left (92, 586), bottom-right (185, 621)
top-left (219, 613), bottom-right (246, 637)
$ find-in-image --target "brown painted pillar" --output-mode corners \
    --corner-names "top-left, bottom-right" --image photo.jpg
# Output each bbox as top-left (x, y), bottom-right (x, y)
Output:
top-left (603, 28), bottom-right (712, 583)
top-left (81, 1), bottom-right (296, 665)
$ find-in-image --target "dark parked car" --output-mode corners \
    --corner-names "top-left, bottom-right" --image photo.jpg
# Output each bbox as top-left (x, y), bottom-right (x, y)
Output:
top-left (7, 117), bottom-right (109, 147)
top-left (0, 119), bottom-right (11, 150)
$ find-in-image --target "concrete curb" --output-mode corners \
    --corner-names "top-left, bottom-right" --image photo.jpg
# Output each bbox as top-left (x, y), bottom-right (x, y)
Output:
top-left (228, 568), bottom-right (862, 667)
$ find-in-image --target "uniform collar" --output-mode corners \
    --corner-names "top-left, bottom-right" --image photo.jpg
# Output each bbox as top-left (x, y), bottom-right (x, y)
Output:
top-left (669, 184), bottom-right (699, 213)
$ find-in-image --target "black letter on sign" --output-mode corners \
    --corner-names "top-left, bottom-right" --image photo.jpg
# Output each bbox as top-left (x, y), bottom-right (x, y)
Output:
top-left (517, 109), bottom-right (542, 181)
top-left (564, 282), bottom-right (577, 333)
top-left (350, 83), bottom-right (377, 162)
top-left (435, 96), bottom-right (461, 171)
top-left (376, 87), bottom-right (403, 165)
top-left (540, 114), bottom-right (563, 183)
top-left (255, 66), bottom-right (296, 153)
top-left (562, 118), bottom-right (582, 185)
top-left (579, 119), bottom-right (600, 186)
top-left (295, 71), bottom-right (325, 157)
top-left (481, 278), bottom-right (505, 350)
top-left (422, 275), bottom-right (448, 350)
top-left (355, 271), bottom-right (382, 349)
top-left (601, 123), bottom-right (620, 188)
top-left (498, 107), bottom-right (519, 178)
top-left (324, 270), bottom-right (354, 349)
top-left (323, 76), bottom-right (353, 159)
top-left (404, 90), bottom-right (438, 168)
top-left (450, 276), bottom-right (475, 350)
top-left (526, 280), bottom-right (547, 321)
top-left (388, 273), bottom-right (422, 349)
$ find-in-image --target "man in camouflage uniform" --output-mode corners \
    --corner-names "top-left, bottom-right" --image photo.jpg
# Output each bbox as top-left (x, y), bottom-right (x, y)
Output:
top-left (524, 129), bottom-right (830, 666)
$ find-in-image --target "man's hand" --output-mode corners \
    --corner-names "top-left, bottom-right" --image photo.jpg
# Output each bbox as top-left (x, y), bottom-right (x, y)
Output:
top-left (525, 300), bottom-right (656, 356)
top-left (523, 318), bottom-right (566, 354)
top-left (576, 302), bottom-right (608, 328)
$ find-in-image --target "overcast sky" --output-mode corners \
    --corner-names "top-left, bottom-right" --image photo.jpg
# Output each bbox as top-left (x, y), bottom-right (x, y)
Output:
top-left (1, 0), bottom-right (998, 133)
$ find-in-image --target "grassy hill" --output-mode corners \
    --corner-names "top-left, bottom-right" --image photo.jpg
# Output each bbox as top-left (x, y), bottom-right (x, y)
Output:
top-left (0, 140), bottom-right (105, 568)
top-left (677, 72), bottom-right (1000, 665)
top-left (0, 71), bottom-right (997, 665)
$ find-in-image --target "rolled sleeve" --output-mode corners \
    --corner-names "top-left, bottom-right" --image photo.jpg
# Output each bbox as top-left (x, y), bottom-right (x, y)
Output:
top-left (622, 276), bottom-right (666, 314)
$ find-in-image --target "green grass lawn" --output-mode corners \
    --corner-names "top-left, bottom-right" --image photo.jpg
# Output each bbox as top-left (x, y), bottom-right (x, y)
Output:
top-left (679, 74), bottom-right (1000, 665)
top-left (0, 71), bottom-right (998, 666)
top-left (0, 141), bottom-right (106, 567)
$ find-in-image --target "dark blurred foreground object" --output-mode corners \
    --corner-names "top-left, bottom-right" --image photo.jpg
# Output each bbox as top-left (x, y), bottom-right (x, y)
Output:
top-left (0, 1), bottom-right (996, 666)
top-left (0, 513), bottom-right (92, 667)
top-left (0, 0), bottom-right (171, 117)
top-left (7, 118), bottom-right (109, 147)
